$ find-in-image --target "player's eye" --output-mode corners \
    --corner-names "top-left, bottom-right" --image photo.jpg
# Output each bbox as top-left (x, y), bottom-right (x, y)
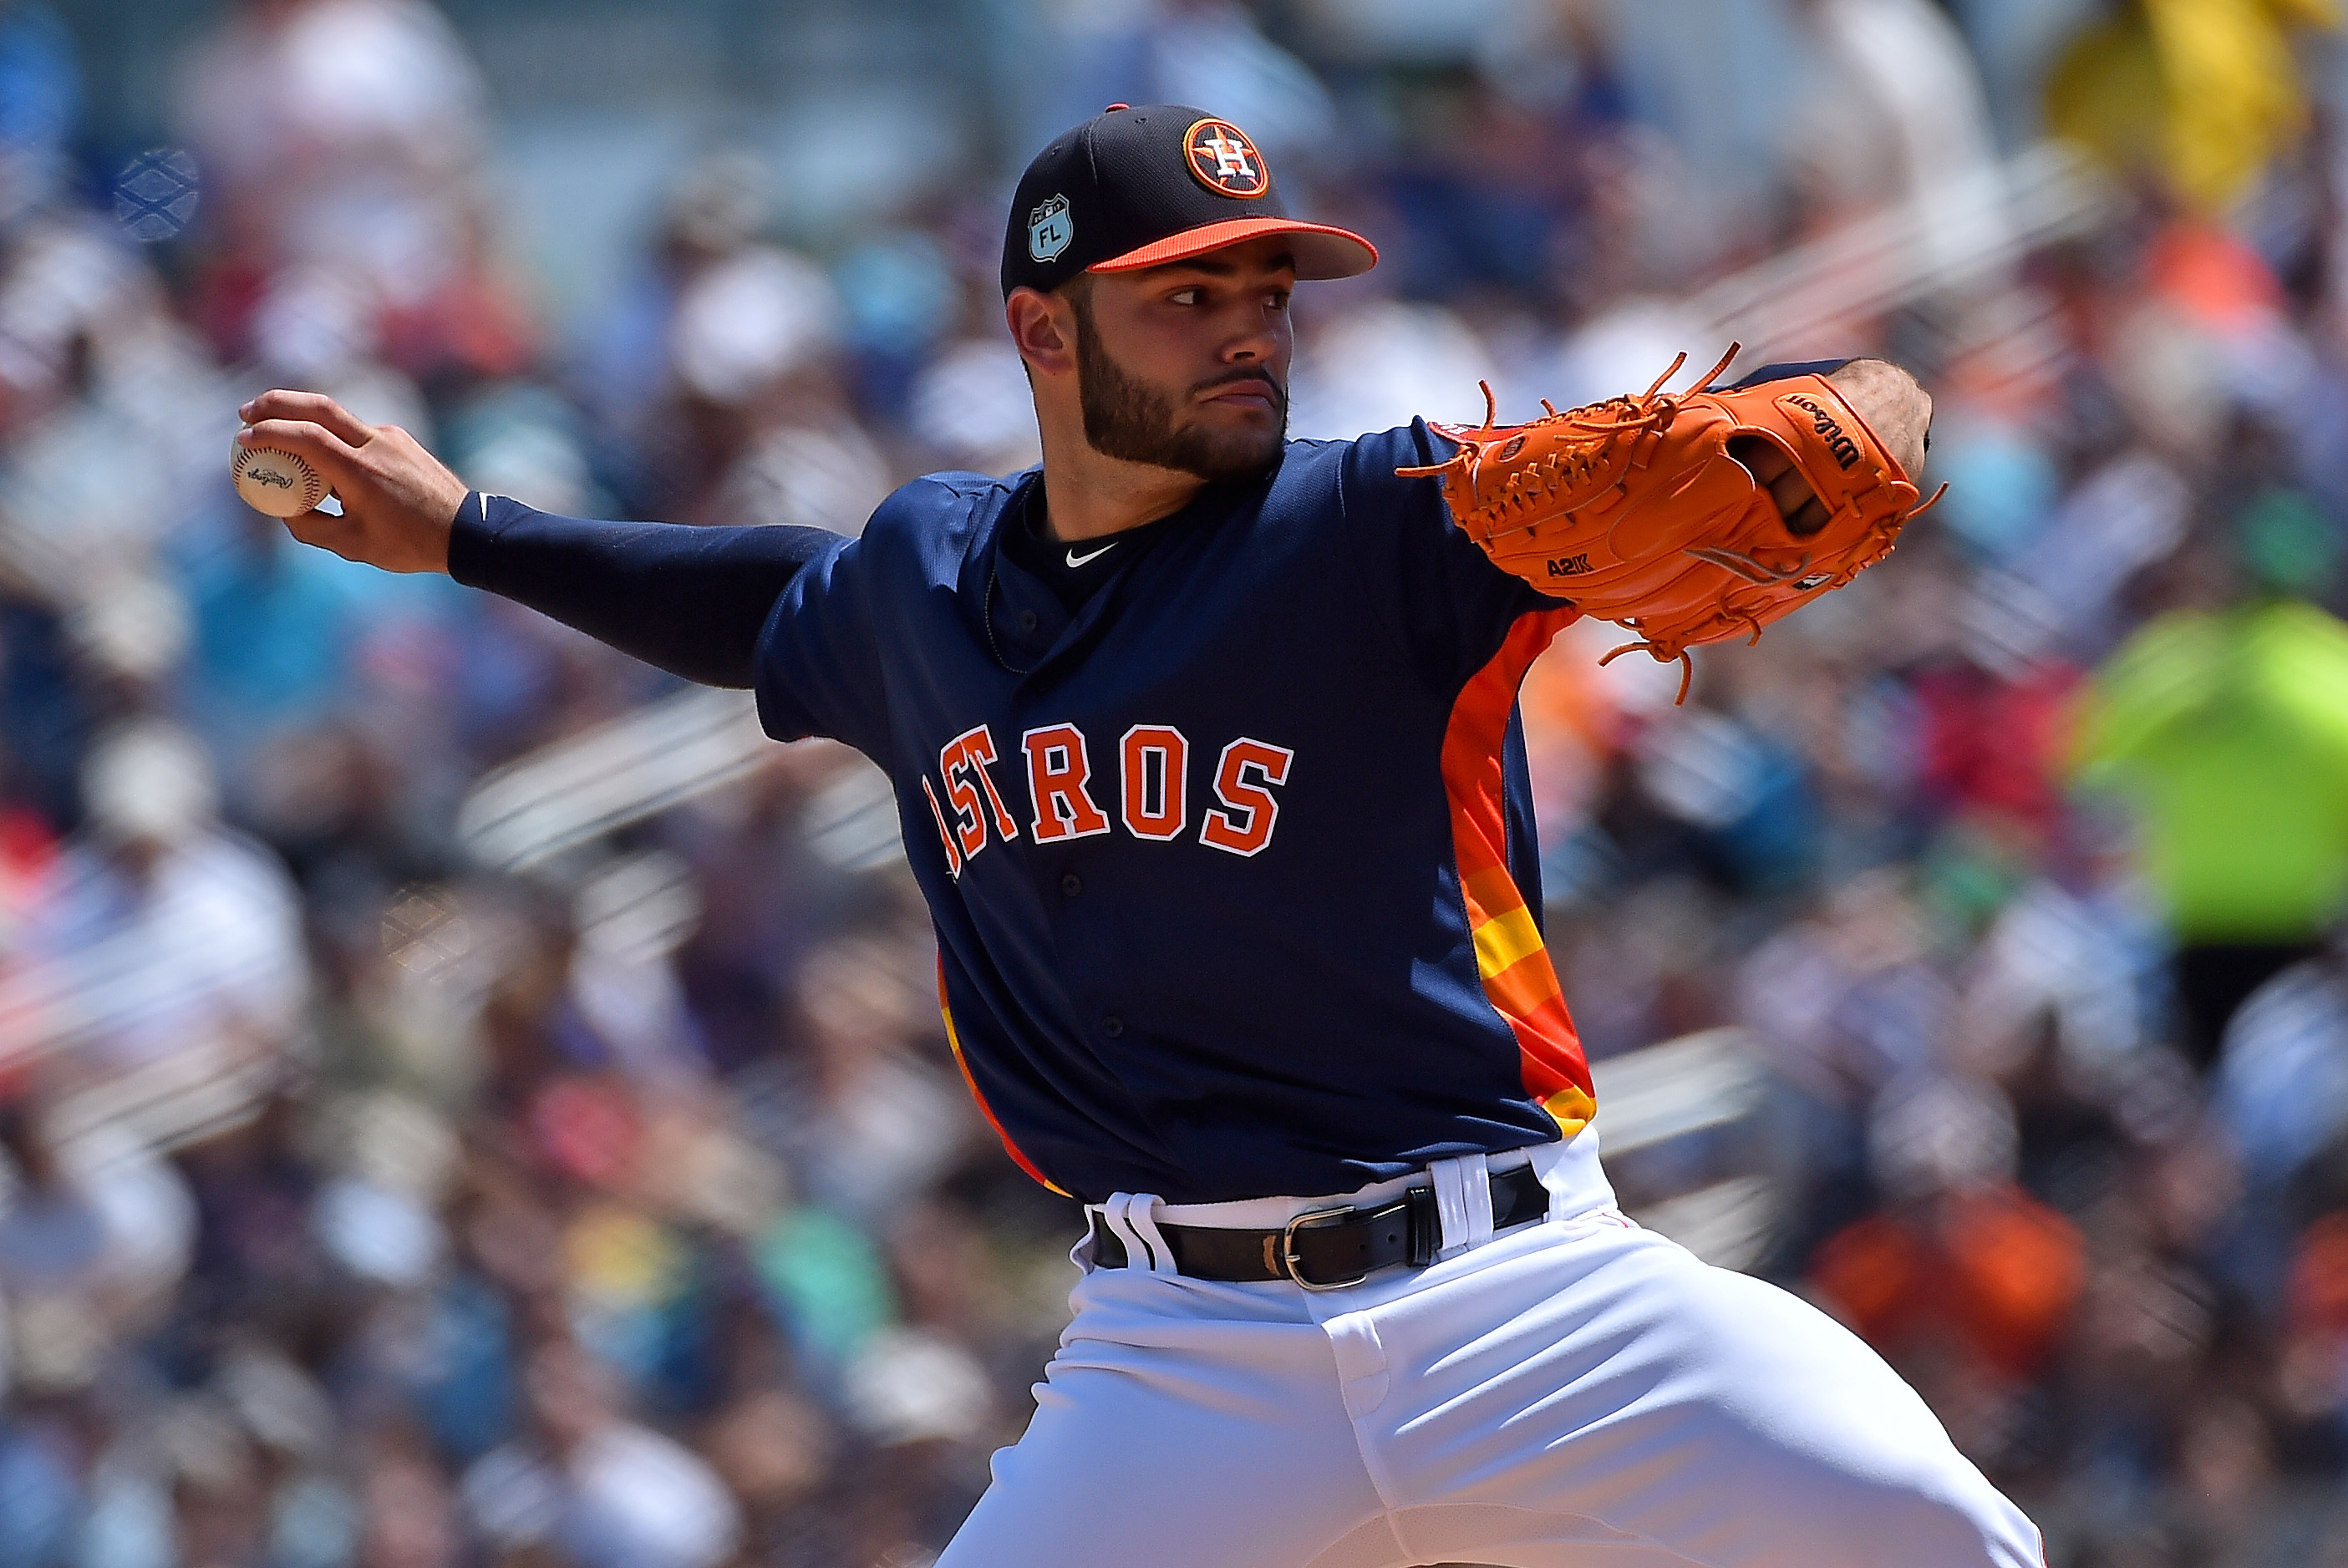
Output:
top-left (1167, 287), bottom-right (1204, 306)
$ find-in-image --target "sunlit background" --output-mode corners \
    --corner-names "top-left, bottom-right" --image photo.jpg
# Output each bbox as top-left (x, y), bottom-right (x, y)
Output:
top-left (3, 1), bottom-right (2347, 1564)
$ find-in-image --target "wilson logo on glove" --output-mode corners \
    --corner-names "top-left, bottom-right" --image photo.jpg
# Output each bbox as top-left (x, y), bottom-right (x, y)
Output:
top-left (1399, 346), bottom-right (1944, 703)
top-left (1781, 393), bottom-right (1862, 469)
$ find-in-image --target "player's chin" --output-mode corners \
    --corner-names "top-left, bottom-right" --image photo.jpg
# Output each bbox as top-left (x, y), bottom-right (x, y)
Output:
top-left (1195, 388), bottom-right (1282, 428)
top-left (1175, 410), bottom-right (1284, 480)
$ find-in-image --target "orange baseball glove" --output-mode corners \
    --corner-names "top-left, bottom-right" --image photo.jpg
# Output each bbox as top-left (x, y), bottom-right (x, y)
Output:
top-left (1400, 348), bottom-right (1939, 702)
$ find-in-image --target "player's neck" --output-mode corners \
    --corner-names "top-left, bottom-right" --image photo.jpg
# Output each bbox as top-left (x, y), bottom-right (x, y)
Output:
top-left (1034, 434), bottom-right (1205, 544)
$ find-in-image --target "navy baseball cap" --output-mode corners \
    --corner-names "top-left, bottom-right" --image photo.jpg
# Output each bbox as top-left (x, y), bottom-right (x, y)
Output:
top-left (1001, 104), bottom-right (1378, 298)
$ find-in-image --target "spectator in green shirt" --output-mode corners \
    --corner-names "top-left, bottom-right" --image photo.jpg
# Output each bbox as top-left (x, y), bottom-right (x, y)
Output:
top-left (2074, 490), bottom-right (2348, 1068)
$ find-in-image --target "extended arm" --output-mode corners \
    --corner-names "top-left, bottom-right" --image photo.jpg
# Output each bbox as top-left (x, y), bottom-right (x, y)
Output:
top-left (450, 495), bottom-right (835, 688)
top-left (236, 391), bottom-right (835, 688)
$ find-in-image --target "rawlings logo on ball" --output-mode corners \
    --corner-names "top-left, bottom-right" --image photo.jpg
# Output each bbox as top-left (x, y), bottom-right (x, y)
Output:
top-left (232, 439), bottom-right (327, 519)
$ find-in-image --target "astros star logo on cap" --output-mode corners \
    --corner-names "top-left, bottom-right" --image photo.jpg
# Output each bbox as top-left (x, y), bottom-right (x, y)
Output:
top-left (999, 104), bottom-right (1374, 297)
top-left (1184, 118), bottom-right (1269, 198)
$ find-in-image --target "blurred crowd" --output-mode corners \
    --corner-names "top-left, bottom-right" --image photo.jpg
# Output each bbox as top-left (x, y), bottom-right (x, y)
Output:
top-left (3, 0), bottom-right (2348, 1564)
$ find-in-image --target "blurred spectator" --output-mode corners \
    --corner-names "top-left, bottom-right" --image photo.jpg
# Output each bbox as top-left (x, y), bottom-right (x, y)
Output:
top-left (0, 3), bottom-right (75, 235)
top-left (182, 510), bottom-right (369, 754)
top-left (0, 1108), bottom-right (194, 1394)
top-left (463, 1339), bottom-right (742, 1568)
top-left (2217, 936), bottom-right (2348, 1190)
top-left (1038, 0), bottom-right (1336, 170)
top-left (2073, 552), bottom-right (2348, 1068)
top-left (1810, 1077), bottom-right (2085, 1401)
top-left (1785, 0), bottom-right (2002, 241)
top-left (1288, 300), bottom-right (1498, 440)
top-left (2047, 0), bottom-right (2342, 212)
top-left (13, 721), bottom-right (307, 1103)
top-left (173, 0), bottom-right (495, 364)
top-left (572, 148), bottom-right (888, 534)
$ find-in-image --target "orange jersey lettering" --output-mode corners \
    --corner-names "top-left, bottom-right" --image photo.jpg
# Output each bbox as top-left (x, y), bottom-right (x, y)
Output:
top-left (1023, 723), bottom-right (1113, 841)
top-left (1120, 725), bottom-right (1190, 840)
top-left (921, 774), bottom-right (964, 879)
top-left (1199, 738), bottom-right (1294, 856)
top-left (940, 724), bottom-right (1019, 859)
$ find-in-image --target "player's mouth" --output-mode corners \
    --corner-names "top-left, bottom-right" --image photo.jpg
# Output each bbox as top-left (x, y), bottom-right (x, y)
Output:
top-left (1196, 372), bottom-right (1284, 414)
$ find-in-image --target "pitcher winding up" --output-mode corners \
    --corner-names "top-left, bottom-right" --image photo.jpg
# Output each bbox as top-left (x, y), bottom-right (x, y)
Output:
top-left (236, 104), bottom-right (2033, 1568)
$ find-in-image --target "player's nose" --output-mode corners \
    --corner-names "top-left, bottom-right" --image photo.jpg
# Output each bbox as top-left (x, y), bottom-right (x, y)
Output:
top-left (1220, 318), bottom-right (1283, 365)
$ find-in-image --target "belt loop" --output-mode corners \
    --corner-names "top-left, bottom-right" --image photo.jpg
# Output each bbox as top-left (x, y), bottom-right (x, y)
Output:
top-left (1101, 1194), bottom-right (1144, 1271)
top-left (1125, 1194), bottom-right (1177, 1276)
top-left (1463, 1154), bottom-right (1495, 1249)
top-left (1429, 1153), bottom-right (1494, 1259)
top-left (1102, 1193), bottom-right (1176, 1275)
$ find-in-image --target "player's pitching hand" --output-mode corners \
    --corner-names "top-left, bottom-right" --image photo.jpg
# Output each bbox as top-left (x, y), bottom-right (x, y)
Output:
top-left (1734, 358), bottom-right (1931, 536)
top-left (236, 390), bottom-right (471, 574)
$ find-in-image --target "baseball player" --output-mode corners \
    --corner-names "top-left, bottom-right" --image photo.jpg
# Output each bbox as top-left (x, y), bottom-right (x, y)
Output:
top-left (240, 106), bottom-right (2040, 1567)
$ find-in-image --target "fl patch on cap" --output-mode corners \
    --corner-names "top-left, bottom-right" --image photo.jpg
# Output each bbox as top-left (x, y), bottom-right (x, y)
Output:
top-left (1001, 104), bottom-right (1377, 297)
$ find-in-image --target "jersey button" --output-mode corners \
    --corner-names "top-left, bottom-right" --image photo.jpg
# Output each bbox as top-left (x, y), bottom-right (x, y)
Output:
top-left (1060, 873), bottom-right (1083, 896)
top-left (1019, 610), bottom-right (1039, 633)
top-left (1100, 1015), bottom-right (1125, 1038)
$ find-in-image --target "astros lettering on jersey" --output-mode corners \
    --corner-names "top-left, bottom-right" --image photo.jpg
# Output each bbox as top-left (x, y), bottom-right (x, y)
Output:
top-left (754, 425), bottom-right (1596, 1206)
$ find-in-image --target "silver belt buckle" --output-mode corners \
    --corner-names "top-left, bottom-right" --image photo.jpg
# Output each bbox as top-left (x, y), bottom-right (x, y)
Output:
top-left (1279, 1204), bottom-right (1369, 1291)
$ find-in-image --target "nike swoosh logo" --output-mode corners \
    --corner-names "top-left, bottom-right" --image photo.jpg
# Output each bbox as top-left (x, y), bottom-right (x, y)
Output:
top-left (1066, 543), bottom-right (1117, 567)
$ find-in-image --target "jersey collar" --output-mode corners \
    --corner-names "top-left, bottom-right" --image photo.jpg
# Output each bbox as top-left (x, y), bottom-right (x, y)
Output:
top-left (977, 466), bottom-right (1253, 681)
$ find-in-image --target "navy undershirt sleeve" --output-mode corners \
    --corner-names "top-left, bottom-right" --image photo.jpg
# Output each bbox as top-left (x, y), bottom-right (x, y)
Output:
top-left (1720, 357), bottom-right (1854, 390)
top-left (445, 491), bottom-right (840, 688)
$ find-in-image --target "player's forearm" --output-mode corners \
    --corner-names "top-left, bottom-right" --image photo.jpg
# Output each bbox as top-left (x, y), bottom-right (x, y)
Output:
top-left (1720, 357), bottom-right (1854, 389)
top-left (448, 493), bottom-right (836, 688)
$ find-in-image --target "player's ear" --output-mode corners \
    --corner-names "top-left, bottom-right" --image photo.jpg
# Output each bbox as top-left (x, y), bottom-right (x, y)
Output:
top-left (1007, 286), bottom-right (1078, 379)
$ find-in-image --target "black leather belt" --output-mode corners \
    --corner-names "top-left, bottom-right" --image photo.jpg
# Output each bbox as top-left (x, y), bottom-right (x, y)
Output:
top-left (1090, 1162), bottom-right (1549, 1290)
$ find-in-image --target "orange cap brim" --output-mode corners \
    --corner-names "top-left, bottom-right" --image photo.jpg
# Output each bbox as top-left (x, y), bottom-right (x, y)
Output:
top-left (1088, 216), bottom-right (1378, 281)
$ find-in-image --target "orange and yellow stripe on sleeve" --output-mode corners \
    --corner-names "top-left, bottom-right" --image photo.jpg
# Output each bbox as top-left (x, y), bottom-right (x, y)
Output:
top-left (1440, 613), bottom-right (1597, 1134)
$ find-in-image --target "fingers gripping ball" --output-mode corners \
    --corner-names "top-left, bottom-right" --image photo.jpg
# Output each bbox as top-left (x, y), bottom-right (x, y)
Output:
top-left (232, 439), bottom-right (328, 518)
top-left (1399, 347), bottom-right (1944, 702)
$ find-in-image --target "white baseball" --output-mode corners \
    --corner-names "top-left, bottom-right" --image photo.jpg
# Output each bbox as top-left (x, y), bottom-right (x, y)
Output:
top-left (232, 439), bottom-right (328, 518)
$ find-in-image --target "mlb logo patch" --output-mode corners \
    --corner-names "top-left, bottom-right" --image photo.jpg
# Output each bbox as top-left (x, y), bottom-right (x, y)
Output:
top-left (1029, 194), bottom-right (1074, 262)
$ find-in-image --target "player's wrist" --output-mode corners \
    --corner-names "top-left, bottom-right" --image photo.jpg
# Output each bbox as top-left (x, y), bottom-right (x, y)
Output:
top-left (444, 490), bottom-right (507, 584)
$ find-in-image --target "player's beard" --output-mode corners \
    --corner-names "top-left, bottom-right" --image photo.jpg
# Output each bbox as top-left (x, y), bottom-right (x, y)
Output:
top-left (1072, 295), bottom-right (1287, 483)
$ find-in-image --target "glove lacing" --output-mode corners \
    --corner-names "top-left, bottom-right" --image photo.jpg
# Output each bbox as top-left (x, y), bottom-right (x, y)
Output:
top-left (1401, 346), bottom-right (1744, 544)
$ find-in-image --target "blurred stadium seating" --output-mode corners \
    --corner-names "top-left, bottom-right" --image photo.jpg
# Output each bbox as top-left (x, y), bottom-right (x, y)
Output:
top-left (6, 1), bottom-right (2348, 1564)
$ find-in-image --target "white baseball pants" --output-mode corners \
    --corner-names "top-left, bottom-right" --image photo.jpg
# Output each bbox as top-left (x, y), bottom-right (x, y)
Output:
top-left (937, 1134), bottom-right (2043, 1568)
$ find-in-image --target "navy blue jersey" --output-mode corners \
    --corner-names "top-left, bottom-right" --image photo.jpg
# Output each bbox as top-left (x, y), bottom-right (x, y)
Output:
top-left (755, 423), bottom-right (1596, 1204)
